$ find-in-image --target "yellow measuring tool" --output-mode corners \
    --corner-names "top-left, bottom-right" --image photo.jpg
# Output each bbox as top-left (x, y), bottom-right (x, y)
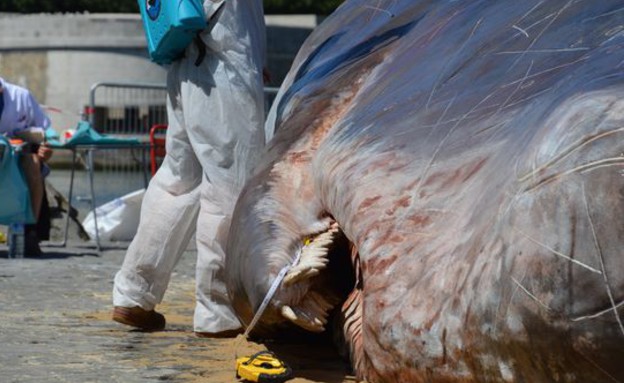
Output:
top-left (236, 351), bottom-right (293, 383)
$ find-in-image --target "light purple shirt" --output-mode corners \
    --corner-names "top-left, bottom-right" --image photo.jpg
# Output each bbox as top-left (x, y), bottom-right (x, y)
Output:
top-left (0, 78), bottom-right (51, 137)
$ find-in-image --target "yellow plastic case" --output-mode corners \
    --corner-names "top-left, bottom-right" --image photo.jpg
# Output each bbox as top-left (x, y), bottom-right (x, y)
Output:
top-left (236, 351), bottom-right (293, 383)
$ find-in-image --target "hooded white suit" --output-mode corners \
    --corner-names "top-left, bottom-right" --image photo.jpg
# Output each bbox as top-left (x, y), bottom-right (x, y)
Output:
top-left (113, 0), bottom-right (266, 333)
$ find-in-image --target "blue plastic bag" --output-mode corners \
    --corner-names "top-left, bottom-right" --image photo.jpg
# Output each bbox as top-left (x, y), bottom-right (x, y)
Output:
top-left (0, 136), bottom-right (35, 225)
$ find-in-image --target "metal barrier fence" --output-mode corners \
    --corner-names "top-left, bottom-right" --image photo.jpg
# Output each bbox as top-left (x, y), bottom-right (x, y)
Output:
top-left (88, 82), bottom-right (168, 136)
top-left (80, 82), bottom-right (280, 208)
top-left (85, 82), bottom-right (166, 180)
top-left (88, 82), bottom-right (279, 136)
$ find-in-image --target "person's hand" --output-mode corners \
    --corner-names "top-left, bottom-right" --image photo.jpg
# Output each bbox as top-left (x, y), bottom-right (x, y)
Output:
top-left (37, 144), bottom-right (53, 162)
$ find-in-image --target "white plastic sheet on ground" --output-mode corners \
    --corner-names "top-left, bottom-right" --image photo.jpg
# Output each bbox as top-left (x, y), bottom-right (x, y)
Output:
top-left (82, 189), bottom-right (145, 242)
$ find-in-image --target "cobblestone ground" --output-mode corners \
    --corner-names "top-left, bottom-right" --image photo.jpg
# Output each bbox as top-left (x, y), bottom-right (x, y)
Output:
top-left (0, 245), bottom-right (354, 383)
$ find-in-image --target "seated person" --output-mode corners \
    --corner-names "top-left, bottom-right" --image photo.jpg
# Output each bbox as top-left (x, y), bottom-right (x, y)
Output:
top-left (0, 77), bottom-right (53, 256)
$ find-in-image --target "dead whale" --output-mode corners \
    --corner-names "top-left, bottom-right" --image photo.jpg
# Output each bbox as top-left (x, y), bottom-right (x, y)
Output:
top-left (226, 1), bottom-right (624, 381)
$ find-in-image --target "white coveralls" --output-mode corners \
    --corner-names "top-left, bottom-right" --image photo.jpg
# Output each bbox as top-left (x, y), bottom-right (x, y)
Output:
top-left (113, 0), bottom-right (266, 333)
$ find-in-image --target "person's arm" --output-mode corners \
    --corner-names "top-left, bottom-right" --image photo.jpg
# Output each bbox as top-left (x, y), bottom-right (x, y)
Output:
top-left (25, 91), bottom-right (53, 161)
top-left (26, 92), bottom-right (51, 131)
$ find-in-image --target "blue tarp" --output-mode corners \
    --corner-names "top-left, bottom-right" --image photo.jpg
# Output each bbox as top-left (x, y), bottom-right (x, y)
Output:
top-left (47, 121), bottom-right (140, 148)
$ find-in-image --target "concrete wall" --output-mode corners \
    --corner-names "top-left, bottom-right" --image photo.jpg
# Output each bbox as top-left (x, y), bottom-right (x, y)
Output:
top-left (265, 15), bottom-right (320, 85)
top-left (0, 13), bottom-right (318, 131)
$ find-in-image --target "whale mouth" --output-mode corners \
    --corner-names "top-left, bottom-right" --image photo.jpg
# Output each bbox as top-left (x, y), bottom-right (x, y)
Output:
top-left (273, 220), bottom-right (356, 333)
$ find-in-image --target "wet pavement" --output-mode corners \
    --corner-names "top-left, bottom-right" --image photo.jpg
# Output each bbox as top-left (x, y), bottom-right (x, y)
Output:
top-left (0, 244), bottom-right (354, 383)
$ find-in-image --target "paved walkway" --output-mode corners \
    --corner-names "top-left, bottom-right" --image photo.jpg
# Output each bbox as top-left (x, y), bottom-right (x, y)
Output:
top-left (0, 244), bottom-right (354, 383)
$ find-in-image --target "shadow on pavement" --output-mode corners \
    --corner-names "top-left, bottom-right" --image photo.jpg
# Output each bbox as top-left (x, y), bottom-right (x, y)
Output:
top-left (0, 248), bottom-right (99, 259)
top-left (265, 338), bottom-right (352, 383)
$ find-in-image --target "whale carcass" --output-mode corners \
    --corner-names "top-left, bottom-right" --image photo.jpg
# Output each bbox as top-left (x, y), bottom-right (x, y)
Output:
top-left (225, 1), bottom-right (624, 381)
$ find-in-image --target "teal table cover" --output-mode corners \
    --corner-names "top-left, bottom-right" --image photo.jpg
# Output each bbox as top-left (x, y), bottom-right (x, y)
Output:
top-left (47, 121), bottom-right (140, 148)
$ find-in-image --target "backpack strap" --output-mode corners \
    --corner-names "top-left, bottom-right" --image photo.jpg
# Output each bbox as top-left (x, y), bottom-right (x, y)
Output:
top-left (194, 1), bottom-right (226, 66)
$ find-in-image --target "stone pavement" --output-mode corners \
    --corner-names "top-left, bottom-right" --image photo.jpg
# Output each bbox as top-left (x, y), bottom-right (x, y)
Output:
top-left (0, 244), bottom-right (354, 383)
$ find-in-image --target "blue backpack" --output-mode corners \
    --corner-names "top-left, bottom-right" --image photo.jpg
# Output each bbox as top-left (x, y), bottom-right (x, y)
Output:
top-left (138, 0), bottom-right (207, 65)
top-left (0, 136), bottom-right (35, 225)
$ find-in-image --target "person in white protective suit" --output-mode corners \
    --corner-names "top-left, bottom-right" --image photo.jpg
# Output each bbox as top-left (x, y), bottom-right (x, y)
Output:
top-left (112, 0), bottom-right (266, 336)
